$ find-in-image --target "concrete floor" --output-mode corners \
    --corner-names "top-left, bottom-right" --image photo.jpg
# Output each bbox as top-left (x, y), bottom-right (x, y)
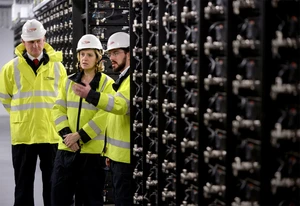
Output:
top-left (0, 116), bottom-right (114, 206)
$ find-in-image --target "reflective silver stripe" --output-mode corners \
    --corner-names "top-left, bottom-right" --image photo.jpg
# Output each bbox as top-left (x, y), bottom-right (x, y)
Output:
top-left (3, 104), bottom-right (10, 109)
top-left (105, 94), bottom-right (114, 112)
top-left (13, 91), bottom-right (57, 99)
top-left (88, 120), bottom-right (102, 134)
top-left (35, 102), bottom-right (54, 108)
top-left (66, 79), bottom-right (71, 95)
top-left (116, 92), bottom-right (129, 102)
top-left (55, 115), bottom-right (68, 125)
top-left (35, 91), bottom-right (57, 97)
top-left (13, 58), bottom-right (21, 99)
top-left (126, 107), bottom-right (130, 116)
top-left (100, 76), bottom-right (108, 92)
top-left (12, 59), bottom-right (60, 99)
top-left (116, 92), bottom-right (130, 115)
top-left (0, 93), bottom-right (11, 99)
top-left (67, 101), bottom-right (77, 108)
top-left (55, 99), bottom-right (67, 107)
top-left (67, 101), bottom-right (98, 111)
top-left (53, 62), bottom-right (60, 95)
top-left (94, 134), bottom-right (105, 140)
top-left (106, 136), bottom-right (130, 149)
top-left (13, 91), bottom-right (32, 99)
top-left (11, 102), bottom-right (54, 111)
top-left (81, 102), bottom-right (98, 110)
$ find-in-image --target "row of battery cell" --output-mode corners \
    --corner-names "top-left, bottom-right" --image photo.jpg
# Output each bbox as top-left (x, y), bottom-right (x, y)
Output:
top-left (36, 0), bottom-right (74, 74)
top-left (131, 0), bottom-right (144, 205)
top-left (131, 0), bottom-right (299, 205)
top-left (268, 1), bottom-right (300, 205)
top-left (205, 0), bottom-right (299, 205)
top-left (89, 0), bottom-right (129, 78)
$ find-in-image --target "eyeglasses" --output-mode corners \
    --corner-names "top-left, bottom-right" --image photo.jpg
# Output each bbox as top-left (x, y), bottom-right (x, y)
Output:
top-left (107, 51), bottom-right (125, 58)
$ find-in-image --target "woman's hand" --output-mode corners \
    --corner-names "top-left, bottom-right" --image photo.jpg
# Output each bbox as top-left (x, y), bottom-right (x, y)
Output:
top-left (63, 132), bottom-right (81, 147)
top-left (69, 143), bottom-right (80, 152)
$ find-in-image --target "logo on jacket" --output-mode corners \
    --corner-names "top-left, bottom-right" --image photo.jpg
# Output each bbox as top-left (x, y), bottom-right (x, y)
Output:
top-left (44, 77), bottom-right (54, 80)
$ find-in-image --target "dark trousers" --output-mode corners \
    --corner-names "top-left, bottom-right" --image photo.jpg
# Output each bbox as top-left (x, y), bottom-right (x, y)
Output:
top-left (51, 150), bottom-right (106, 206)
top-left (110, 160), bottom-right (134, 206)
top-left (12, 143), bottom-right (57, 206)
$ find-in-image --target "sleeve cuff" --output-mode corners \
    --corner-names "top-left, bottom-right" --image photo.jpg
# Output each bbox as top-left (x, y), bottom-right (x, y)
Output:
top-left (58, 127), bottom-right (72, 140)
top-left (86, 90), bottom-right (100, 107)
top-left (78, 129), bottom-right (91, 143)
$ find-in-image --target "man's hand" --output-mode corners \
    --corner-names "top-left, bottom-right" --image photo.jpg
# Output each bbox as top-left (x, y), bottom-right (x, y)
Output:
top-left (72, 83), bottom-right (91, 98)
top-left (63, 132), bottom-right (81, 147)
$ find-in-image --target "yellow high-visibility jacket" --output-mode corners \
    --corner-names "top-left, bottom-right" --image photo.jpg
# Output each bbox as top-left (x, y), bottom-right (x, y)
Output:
top-left (0, 43), bottom-right (67, 145)
top-left (52, 71), bottom-right (115, 154)
top-left (96, 73), bottom-right (130, 163)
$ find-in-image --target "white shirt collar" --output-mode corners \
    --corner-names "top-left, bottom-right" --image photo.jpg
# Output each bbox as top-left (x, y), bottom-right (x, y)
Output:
top-left (27, 52), bottom-right (43, 61)
top-left (119, 66), bottom-right (130, 78)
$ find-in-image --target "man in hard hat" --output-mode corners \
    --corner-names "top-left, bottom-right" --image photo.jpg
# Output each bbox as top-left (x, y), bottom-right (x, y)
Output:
top-left (0, 19), bottom-right (67, 206)
top-left (51, 34), bottom-right (115, 206)
top-left (73, 32), bottom-right (133, 205)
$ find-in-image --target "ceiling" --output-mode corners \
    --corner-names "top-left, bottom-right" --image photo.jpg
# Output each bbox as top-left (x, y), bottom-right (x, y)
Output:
top-left (0, 0), bottom-right (34, 6)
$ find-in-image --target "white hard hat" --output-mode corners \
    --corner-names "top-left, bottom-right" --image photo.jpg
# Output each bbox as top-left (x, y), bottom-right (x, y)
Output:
top-left (106, 32), bottom-right (129, 52)
top-left (77, 34), bottom-right (103, 52)
top-left (21, 19), bottom-right (46, 41)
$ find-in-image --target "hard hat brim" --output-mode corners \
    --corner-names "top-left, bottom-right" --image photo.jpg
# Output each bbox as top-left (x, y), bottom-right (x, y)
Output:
top-left (104, 46), bottom-right (129, 53)
top-left (21, 31), bottom-right (46, 42)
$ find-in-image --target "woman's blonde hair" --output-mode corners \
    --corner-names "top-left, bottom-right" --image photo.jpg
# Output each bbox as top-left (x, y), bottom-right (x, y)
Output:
top-left (77, 49), bottom-right (104, 72)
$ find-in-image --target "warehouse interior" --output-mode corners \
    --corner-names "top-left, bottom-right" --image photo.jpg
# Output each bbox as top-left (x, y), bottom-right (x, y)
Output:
top-left (0, 0), bottom-right (299, 205)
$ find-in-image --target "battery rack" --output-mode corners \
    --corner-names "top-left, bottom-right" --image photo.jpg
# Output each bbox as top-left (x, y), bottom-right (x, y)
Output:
top-left (268, 1), bottom-right (300, 204)
top-left (33, 0), bottom-right (85, 74)
top-left (87, 0), bottom-right (129, 79)
top-left (33, 0), bottom-right (129, 78)
top-left (130, 0), bottom-right (300, 205)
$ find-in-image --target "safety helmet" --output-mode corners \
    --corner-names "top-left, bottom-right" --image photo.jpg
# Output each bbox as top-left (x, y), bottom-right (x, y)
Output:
top-left (21, 19), bottom-right (46, 41)
top-left (106, 32), bottom-right (129, 52)
top-left (77, 34), bottom-right (103, 52)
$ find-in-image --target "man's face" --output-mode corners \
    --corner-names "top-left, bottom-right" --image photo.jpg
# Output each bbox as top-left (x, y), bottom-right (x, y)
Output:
top-left (108, 49), bottom-right (128, 73)
top-left (22, 37), bottom-right (45, 58)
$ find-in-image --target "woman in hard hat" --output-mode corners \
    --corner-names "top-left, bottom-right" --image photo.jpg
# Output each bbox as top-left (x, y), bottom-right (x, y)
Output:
top-left (73, 32), bottom-right (133, 206)
top-left (51, 34), bottom-right (115, 206)
top-left (0, 19), bottom-right (67, 206)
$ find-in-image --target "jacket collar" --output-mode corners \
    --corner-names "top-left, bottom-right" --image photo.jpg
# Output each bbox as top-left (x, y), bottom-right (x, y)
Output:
top-left (15, 42), bottom-right (63, 64)
top-left (112, 67), bottom-right (130, 92)
top-left (23, 49), bottom-right (49, 66)
top-left (69, 71), bottom-right (102, 90)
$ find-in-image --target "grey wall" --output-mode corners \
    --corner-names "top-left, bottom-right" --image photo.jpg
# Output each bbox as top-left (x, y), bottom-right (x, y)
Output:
top-left (0, 28), bottom-right (14, 116)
